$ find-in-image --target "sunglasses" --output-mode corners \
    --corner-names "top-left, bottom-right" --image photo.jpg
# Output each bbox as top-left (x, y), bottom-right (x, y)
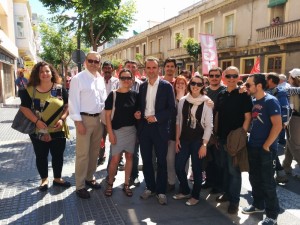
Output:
top-left (119, 77), bottom-right (132, 81)
top-left (225, 74), bottom-right (239, 79)
top-left (190, 81), bottom-right (204, 87)
top-left (245, 83), bottom-right (255, 89)
top-left (208, 74), bottom-right (221, 78)
top-left (87, 59), bottom-right (100, 64)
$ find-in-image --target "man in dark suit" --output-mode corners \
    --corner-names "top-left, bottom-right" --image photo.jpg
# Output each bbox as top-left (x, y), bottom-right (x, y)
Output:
top-left (135, 57), bottom-right (176, 205)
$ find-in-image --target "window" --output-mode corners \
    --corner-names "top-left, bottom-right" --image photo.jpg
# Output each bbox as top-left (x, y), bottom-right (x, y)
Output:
top-left (221, 60), bottom-right (232, 71)
top-left (175, 33), bottom-right (182, 48)
top-left (150, 41), bottom-right (154, 54)
top-left (225, 14), bottom-right (234, 35)
top-left (158, 38), bottom-right (162, 52)
top-left (16, 16), bottom-right (25, 38)
top-left (267, 56), bottom-right (282, 73)
top-left (205, 21), bottom-right (213, 34)
top-left (136, 46), bottom-right (139, 54)
top-left (188, 28), bottom-right (194, 38)
top-left (244, 58), bottom-right (254, 74)
top-left (143, 43), bottom-right (146, 56)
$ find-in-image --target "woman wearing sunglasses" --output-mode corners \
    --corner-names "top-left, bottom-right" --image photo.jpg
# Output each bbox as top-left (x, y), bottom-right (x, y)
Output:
top-left (104, 68), bottom-right (138, 197)
top-left (173, 75), bottom-right (213, 206)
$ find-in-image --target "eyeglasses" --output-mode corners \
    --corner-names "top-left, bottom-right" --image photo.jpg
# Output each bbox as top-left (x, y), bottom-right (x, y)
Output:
top-left (205, 82), bottom-right (209, 85)
top-left (245, 83), bottom-right (255, 89)
top-left (119, 77), bottom-right (132, 81)
top-left (225, 74), bottom-right (239, 79)
top-left (87, 59), bottom-right (100, 64)
top-left (208, 74), bottom-right (221, 78)
top-left (190, 81), bottom-right (204, 87)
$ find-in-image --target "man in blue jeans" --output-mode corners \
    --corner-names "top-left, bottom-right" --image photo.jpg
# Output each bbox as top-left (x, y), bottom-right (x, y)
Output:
top-left (243, 74), bottom-right (282, 225)
top-left (214, 66), bottom-right (252, 214)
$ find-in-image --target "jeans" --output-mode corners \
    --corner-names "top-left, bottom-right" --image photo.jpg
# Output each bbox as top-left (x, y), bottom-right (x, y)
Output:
top-left (247, 146), bottom-right (280, 220)
top-left (219, 142), bottom-right (242, 204)
top-left (131, 140), bottom-right (140, 180)
top-left (175, 139), bottom-right (203, 200)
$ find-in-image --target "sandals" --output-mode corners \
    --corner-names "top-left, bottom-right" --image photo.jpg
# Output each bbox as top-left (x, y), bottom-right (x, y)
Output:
top-left (123, 184), bottom-right (133, 197)
top-left (105, 183), bottom-right (113, 197)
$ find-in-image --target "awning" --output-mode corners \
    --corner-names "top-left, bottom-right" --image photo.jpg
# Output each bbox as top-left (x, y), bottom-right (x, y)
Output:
top-left (268, 0), bottom-right (287, 8)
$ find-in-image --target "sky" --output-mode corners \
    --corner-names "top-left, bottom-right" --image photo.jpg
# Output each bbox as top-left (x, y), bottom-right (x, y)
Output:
top-left (29, 0), bottom-right (198, 38)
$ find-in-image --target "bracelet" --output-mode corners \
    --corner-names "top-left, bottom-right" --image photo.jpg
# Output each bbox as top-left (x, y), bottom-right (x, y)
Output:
top-left (35, 118), bottom-right (40, 125)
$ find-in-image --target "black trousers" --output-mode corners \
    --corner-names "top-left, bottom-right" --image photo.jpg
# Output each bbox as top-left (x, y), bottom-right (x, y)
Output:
top-left (30, 135), bottom-right (66, 179)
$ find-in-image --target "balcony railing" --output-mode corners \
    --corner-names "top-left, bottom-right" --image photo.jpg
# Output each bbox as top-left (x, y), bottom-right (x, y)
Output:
top-left (167, 47), bottom-right (188, 58)
top-left (215, 35), bottom-right (236, 50)
top-left (145, 52), bottom-right (164, 60)
top-left (257, 19), bottom-right (300, 42)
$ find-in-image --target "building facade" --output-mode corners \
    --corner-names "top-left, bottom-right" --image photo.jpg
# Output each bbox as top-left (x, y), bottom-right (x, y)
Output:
top-left (100, 0), bottom-right (300, 75)
top-left (0, 0), bottom-right (19, 103)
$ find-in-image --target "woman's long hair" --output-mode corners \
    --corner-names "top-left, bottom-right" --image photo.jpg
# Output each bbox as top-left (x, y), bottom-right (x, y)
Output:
top-left (187, 75), bottom-right (205, 95)
top-left (27, 61), bottom-right (60, 87)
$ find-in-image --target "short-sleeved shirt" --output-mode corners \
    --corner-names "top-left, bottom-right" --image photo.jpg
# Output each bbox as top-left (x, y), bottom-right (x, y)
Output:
top-left (249, 93), bottom-right (281, 149)
top-left (105, 90), bottom-right (138, 130)
top-left (20, 85), bottom-right (68, 134)
top-left (215, 88), bottom-right (253, 139)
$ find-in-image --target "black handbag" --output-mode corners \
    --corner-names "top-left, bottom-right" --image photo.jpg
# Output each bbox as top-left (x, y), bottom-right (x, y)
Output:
top-left (11, 88), bottom-right (36, 134)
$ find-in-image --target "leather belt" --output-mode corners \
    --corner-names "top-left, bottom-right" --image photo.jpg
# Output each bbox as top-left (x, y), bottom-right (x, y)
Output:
top-left (80, 112), bottom-right (100, 117)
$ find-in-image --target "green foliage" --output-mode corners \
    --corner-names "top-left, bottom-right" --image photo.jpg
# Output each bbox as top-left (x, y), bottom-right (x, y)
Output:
top-left (183, 38), bottom-right (201, 61)
top-left (175, 33), bottom-right (183, 43)
top-left (111, 58), bottom-right (123, 70)
top-left (135, 53), bottom-right (143, 65)
top-left (39, 21), bottom-right (76, 74)
top-left (39, 0), bottom-right (137, 50)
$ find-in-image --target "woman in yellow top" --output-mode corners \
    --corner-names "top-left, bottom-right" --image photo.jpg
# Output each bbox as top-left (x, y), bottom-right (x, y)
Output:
top-left (19, 61), bottom-right (70, 191)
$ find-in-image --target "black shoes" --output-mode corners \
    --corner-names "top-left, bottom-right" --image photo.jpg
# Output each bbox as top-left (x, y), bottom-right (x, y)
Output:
top-left (167, 183), bottom-right (175, 193)
top-left (53, 180), bottom-right (71, 188)
top-left (76, 188), bottom-right (90, 199)
top-left (216, 194), bottom-right (229, 203)
top-left (228, 203), bottom-right (239, 214)
top-left (85, 180), bottom-right (101, 189)
top-left (38, 184), bottom-right (48, 192)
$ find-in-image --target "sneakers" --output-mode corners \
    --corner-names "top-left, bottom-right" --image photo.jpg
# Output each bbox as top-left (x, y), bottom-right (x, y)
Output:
top-left (173, 193), bottom-right (191, 200)
top-left (242, 205), bottom-right (265, 214)
top-left (156, 194), bottom-right (167, 205)
top-left (275, 170), bottom-right (289, 183)
top-left (258, 217), bottom-right (277, 225)
top-left (140, 189), bottom-right (155, 199)
top-left (227, 203), bottom-right (239, 214)
top-left (129, 177), bottom-right (141, 187)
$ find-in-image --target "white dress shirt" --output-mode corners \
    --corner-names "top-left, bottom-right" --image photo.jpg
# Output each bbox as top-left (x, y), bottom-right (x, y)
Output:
top-left (69, 69), bottom-right (107, 121)
top-left (145, 77), bottom-right (159, 117)
top-left (104, 76), bottom-right (119, 96)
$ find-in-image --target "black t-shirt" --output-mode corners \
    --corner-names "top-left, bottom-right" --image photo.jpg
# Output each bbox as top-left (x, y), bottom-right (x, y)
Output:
top-left (215, 88), bottom-right (253, 139)
top-left (206, 85), bottom-right (226, 103)
top-left (105, 90), bottom-right (138, 130)
top-left (180, 100), bottom-right (204, 142)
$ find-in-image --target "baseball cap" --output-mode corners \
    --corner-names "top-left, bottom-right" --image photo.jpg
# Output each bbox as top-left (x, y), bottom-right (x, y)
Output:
top-left (289, 68), bottom-right (300, 78)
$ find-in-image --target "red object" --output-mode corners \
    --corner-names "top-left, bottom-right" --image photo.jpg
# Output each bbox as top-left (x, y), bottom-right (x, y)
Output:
top-left (250, 56), bottom-right (260, 74)
top-left (199, 34), bottom-right (218, 75)
top-left (100, 138), bottom-right (105, 149)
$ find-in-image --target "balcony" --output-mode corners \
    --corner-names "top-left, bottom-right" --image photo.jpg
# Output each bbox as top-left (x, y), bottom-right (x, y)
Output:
top-left (167, 47), bottom-right (188, 58)
top-left (257, 19), bottom-right (300, 42)
top-left (215, 35), bottom-right (236, 50)
top-left (145, 52), bottom-right (164, 60)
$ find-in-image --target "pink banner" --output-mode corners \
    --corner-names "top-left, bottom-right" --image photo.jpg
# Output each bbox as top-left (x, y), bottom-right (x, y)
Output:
top-left (199, 34), bottom-right (218, 75)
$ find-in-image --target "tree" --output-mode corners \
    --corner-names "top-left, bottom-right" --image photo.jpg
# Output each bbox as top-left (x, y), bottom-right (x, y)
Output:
top-left (183, 38), bottom-right (201, 71)
top-left (39, 22), bottom-right (77, 76)
top-left (39, 0), bottom-right (137, 51)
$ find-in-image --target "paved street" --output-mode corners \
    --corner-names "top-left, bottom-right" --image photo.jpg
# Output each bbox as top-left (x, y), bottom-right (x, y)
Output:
top-left (0, 97), bottom-right (300, 225)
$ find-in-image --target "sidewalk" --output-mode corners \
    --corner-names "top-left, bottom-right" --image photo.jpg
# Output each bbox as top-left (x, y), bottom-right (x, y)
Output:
top-left (0, 105), bottom-right (299, 225)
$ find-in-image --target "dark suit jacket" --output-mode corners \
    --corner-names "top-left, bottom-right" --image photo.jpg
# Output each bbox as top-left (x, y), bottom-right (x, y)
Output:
top-left (137, 79), bottom-right (176, 141)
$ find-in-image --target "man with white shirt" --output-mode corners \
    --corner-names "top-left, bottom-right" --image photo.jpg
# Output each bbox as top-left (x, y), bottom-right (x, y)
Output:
top-left (135, 57), bottom-right (176, 205)
top-left (69, 51), bottom-right (107, 199)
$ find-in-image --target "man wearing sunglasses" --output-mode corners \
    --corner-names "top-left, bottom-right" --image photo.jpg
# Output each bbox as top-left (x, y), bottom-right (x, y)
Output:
top-left (69, 51), bottom-right (107, 199)
top-left (214, 66), bottom-right (253, 214)
top-left (202, 67), bottom-right (226, 193)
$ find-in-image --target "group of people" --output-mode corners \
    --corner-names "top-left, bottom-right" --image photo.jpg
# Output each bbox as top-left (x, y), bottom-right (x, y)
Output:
top-left (17, 50), bottom-right (300, 225)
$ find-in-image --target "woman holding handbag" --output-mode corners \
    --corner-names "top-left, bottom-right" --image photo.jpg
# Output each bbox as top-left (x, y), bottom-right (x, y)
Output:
top-left (104, 68), bottom-right (138, 197)
top-left (19, 61), bottom-right (70, 191)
